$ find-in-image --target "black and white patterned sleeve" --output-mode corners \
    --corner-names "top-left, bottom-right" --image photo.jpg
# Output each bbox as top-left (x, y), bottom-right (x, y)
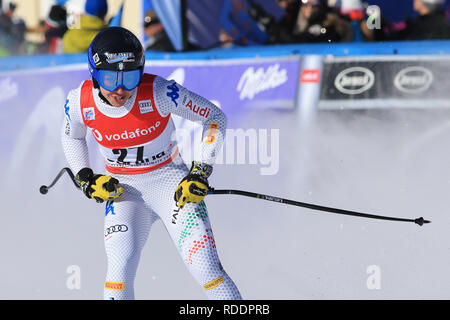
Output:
top-left (152, 76), bottom-right (227, 166)
top-left (60, 84), bottom-right (90, 174)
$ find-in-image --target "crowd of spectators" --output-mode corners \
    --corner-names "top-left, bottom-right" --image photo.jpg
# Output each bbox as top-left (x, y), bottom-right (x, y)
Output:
top-left (246, 0), bottom-right (354, 44)
top-left (1, 0), bottom-right (450, 57)
top-left (376, 0), bottom-right (450, 41)
top-left (0, 0), bottom-right (184, 56)
top-left (143, 9), bottom-right (175, 52)
top-left (220, 0), bottom-right (450, 47)
top-left (62, 0), bottom-right (108, 53)
top-left (0, 2), bottom-right (26, 56)
top-left (0, 0), bottom-right (110, 55)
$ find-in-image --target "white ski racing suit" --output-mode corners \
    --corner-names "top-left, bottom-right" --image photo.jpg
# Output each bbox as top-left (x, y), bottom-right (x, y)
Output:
top-left (61, 73), bottom-right (242, 300)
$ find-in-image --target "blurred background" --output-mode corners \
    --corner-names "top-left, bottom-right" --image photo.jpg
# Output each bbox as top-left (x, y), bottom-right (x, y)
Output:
top-left (2, 0), bottom-right (450, 300)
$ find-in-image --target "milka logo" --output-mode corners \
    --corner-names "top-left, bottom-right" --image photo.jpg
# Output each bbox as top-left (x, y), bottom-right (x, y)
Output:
top-left (92, 122), bottom-right (161, 142)
top-left (237, 64), bottom-right (288, 100)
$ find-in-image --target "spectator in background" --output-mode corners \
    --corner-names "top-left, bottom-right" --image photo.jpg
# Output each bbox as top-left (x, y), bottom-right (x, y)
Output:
top-left (329, 0), bottom-right (384, 42)
top-left (382, 0), bottom-right (450, 41)
top-left (143, 10), bottom-right (200, 52)
top-left (0, 3), bottom-right (14, 56)
top-left (335, 0), bottom-right (367, 41)
top-left (41, 4), bottom-right (68, 53)
top-left (219, 0), bottom-right (269, 47)
top-left (247, 0), bottom-right (298, 44)
top-left (21, 2), bottom-right (68, 55)
top-left (143, 10), bottom-right (175, 52)
top-left (0, 1), bottom-right (27, 55)
top-left (62, 0), bottom-right (108, 53)
top-left (249, 0), bottom-right (353, 45)
top-left (218, 28), bottom-right (235, 48)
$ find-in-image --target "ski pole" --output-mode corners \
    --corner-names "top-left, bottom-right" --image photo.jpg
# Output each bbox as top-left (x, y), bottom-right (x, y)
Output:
top-left (207, 188), bottom-right (430, 226)
top-left (40, 168), bottom-right (430, 226)
top-left (39, 167), bottom-right (79, 194)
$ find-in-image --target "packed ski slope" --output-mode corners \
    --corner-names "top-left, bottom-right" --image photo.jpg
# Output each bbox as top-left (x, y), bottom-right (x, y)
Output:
top-left (1, 103), bottom-right (449, 300)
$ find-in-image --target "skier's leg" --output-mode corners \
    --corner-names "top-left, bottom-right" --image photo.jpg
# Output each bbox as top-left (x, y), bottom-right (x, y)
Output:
top-left (170, 201), bottom-right (242, 300)
top-left (147, 160), bottom-right (242, 300)
top-left (103, 182), bottom-right (157, 300)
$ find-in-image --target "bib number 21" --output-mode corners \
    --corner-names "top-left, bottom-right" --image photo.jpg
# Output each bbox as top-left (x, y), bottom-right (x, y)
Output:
top-left (111, 146), bottom-right (145, 165)
top-left (110, 146), bottom-right (166, 165)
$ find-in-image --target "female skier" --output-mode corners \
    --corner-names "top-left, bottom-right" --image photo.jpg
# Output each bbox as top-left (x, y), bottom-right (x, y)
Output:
top-left (61, 26), bottom-right (242, 300)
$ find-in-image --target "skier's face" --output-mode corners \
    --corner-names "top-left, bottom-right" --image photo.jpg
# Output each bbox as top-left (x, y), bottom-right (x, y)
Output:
top-left (100, 85), bottom-right (135, 107)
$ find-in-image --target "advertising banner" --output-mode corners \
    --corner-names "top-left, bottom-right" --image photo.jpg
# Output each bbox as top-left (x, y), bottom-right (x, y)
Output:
top-left (318, 56), bottom-right (450, 109)
top-left (148, 57), bottom-right (300, 113)
top-left (0, 56), bottom-right (300, 186)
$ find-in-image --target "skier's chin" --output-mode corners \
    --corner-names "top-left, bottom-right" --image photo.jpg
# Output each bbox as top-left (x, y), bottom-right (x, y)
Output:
top-left (110, 95), bottom-right (129, 107)
top-left (100, 87), bottom-right (134, 107)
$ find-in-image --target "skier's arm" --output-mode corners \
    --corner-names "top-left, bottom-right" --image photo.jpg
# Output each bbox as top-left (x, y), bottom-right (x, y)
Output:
top-left (153, 76), bottom-right (227, 208)
top-left (61, 86), bottom-right (90, 174)
top-left (153, 76), bottom-right (227, 166)
top-left (61, 86), bottom-right (124, 202)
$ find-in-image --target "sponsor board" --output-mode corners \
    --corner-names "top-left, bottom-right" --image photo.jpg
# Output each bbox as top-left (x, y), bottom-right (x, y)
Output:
top-left (237, 63), bottom-right (288, 100)
top-left (393, 66), bottom-right (433, 94)
top-left (319, 56), bottom-right (450, 109)
top-left (334, 67), bottom-right (375, 95)
top-left (1, 56), bottom-right (299, 181)
top-left (300, 69), bottom-right (321, 83)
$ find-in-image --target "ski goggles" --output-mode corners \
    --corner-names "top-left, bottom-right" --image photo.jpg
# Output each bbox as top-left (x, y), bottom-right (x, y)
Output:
top-left (92, 68), bottom-right (143, 92)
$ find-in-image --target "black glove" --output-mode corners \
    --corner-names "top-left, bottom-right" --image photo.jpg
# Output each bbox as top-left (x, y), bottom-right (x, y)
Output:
top-left (75, 168), bottom-right (124, 203)
top-left (174, 161), bottom-right (213, 209)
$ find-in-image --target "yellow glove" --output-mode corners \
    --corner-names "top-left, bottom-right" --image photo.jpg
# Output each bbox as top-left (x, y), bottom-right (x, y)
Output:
top-left (76, 168), bottom-right (124, 203)
top-left (174, 161), bottom-right (212, 209)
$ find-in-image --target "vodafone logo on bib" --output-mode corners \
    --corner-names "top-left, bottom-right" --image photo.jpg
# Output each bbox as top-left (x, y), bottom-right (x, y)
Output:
top-left (92, 121), bottom-right (161, 142)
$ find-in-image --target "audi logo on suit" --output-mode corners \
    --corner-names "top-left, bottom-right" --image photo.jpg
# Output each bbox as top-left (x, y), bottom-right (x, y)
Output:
top-left (105, 225), bottom-right (129, 237)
